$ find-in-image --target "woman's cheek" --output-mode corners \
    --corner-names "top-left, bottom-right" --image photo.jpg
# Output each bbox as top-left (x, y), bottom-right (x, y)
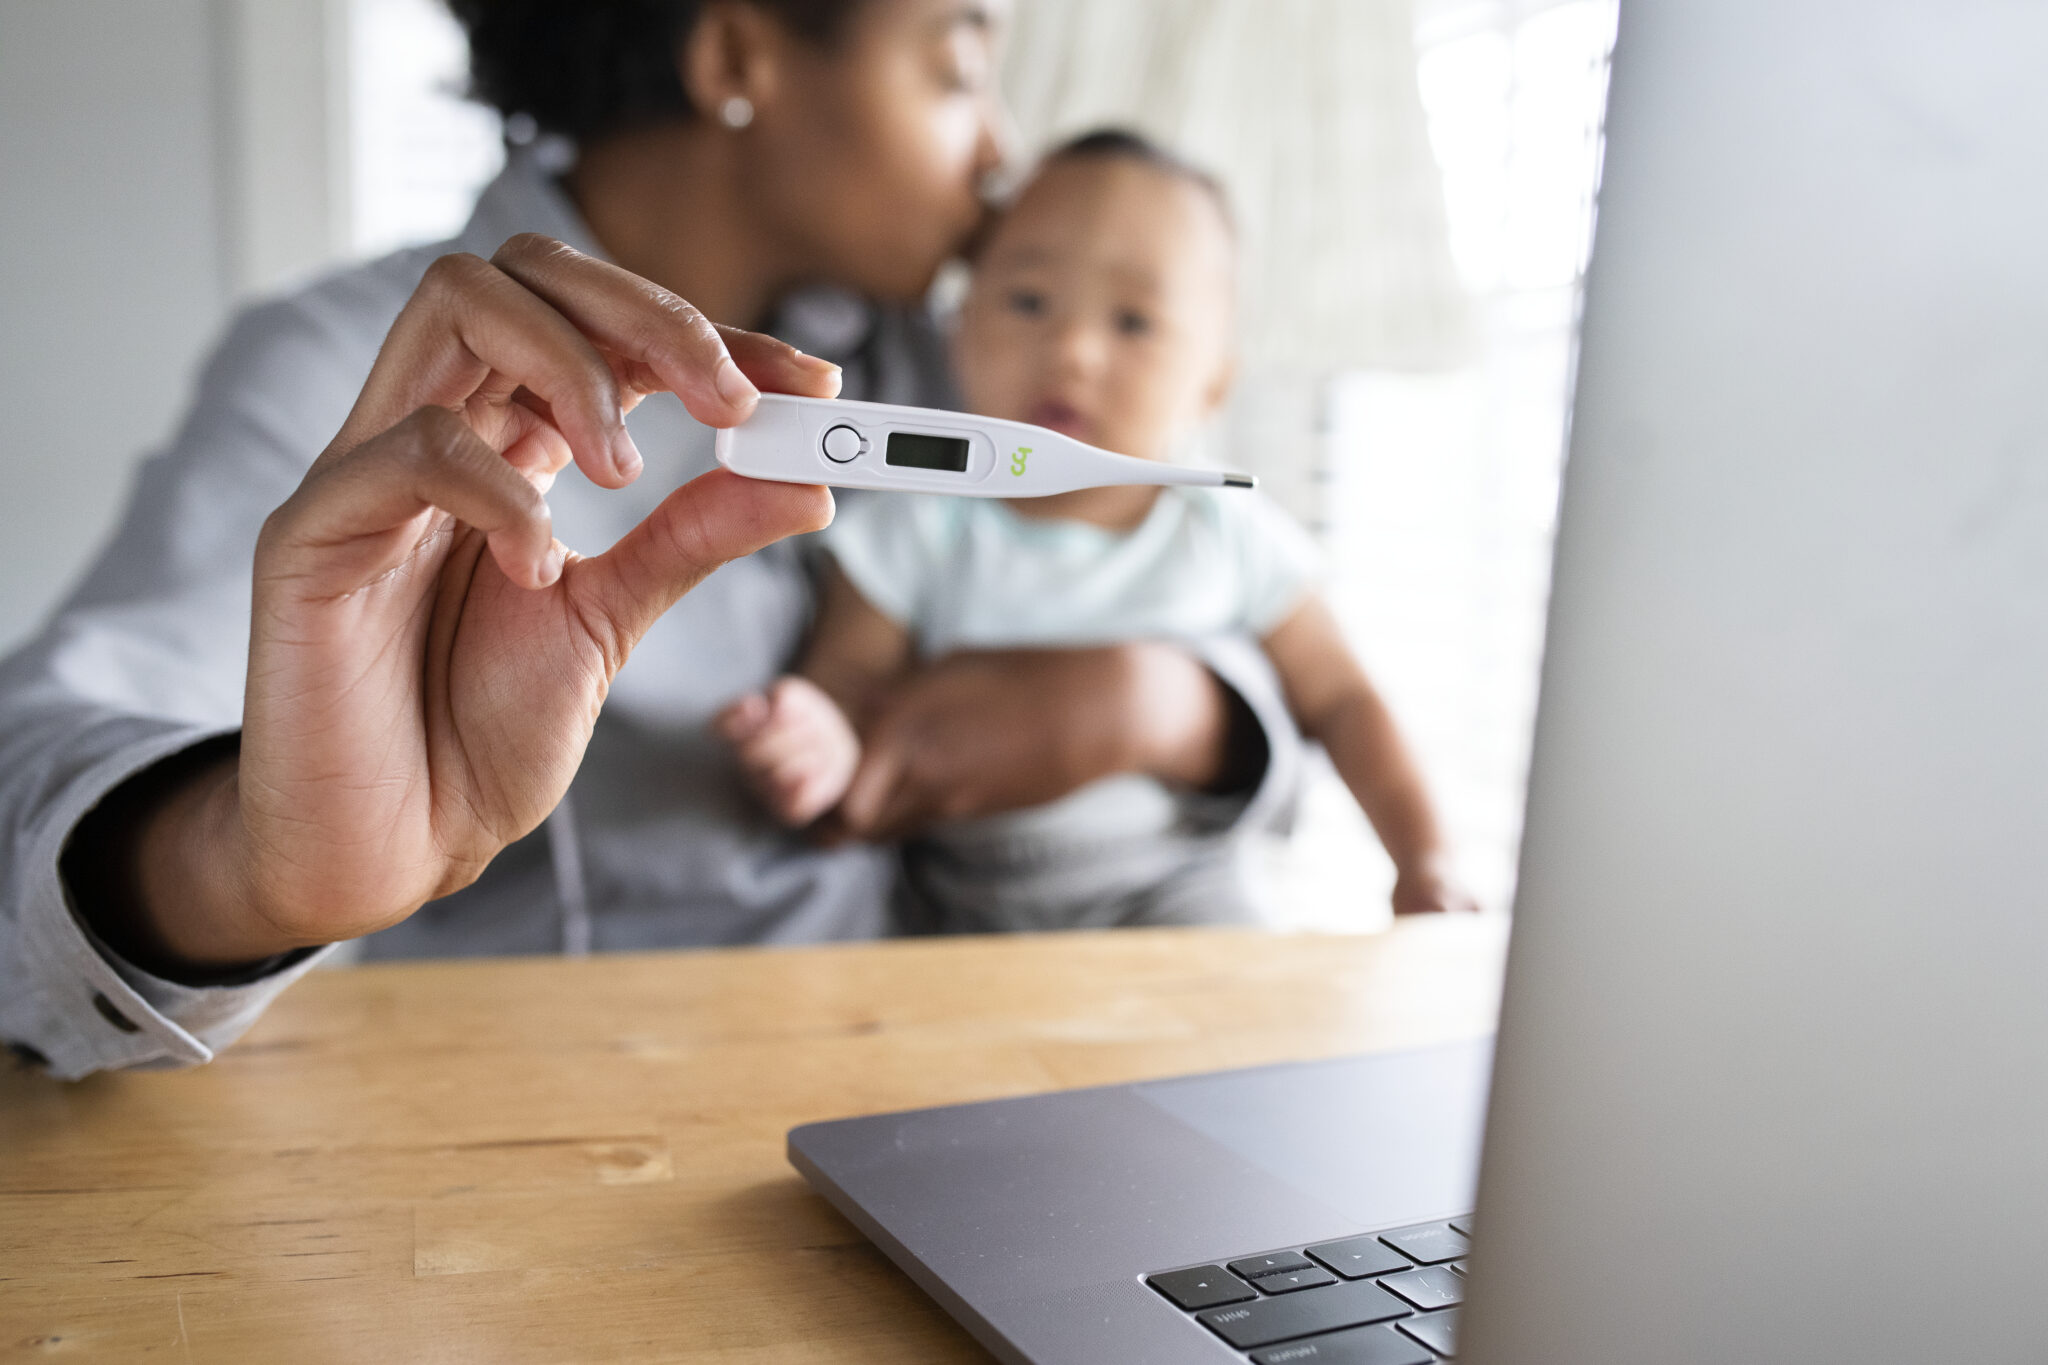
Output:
top-left (909, 96), bottom-right (988, 202)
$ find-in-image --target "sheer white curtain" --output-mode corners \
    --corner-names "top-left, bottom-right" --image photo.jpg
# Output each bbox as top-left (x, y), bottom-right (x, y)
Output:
top-left (1001, 0), bottom-right (1470, 377)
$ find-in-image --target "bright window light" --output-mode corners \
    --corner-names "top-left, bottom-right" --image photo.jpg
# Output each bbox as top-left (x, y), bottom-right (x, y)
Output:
top-left (1261, 0), bottom-right (1617, 929)
top-left (347, 0), bottom-right (502, 258)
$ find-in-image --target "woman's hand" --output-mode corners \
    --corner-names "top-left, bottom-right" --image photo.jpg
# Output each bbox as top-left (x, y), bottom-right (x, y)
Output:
top-left (133, 235), bottom-right (838, 967)
top-left (833, 642), bottom-right (1247, 840)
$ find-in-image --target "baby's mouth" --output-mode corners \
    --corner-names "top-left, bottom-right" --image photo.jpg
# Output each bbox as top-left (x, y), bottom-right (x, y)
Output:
top-left (1026, 398), bottom-right (1095, 443)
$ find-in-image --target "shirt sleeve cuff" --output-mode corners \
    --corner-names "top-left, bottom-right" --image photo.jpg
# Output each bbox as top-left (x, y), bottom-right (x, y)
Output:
top-left (1178, 633), bottom-right (1305, 837)
top-left (2, 726), bottom-right (335, 1080)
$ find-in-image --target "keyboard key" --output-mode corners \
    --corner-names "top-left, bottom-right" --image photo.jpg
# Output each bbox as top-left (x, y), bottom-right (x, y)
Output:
top-left (1250, 1323), bottom-right (1435, 1365)
top-left (1379, 1265), bottom-right (1464, 1311)
top-left (1306, 1235), bottom-right (1414, 1280)
top-left (1398, 1307), bottom-right (1460, 1357)
top-left (1147, 1265), bottom-right (1256, 1311)
top-left (1379, 1222), bottom-right (1469, 1265)
top-left (1259, 1266), bottom-right (1338, 1293)
top-left (1449, 1263), bottom-right (1468, 1277)
top-left (1197, 1280), bottom-right (1412, 1350)
top-left (1448, 1215), bottom-right (1474, 1237)
top-left (1231, 1250), bottom-right (1315, 1279)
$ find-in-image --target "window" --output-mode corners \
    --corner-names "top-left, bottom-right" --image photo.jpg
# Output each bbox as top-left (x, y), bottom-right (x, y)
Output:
top-left (1260, 0), bottom-right (1617, 928)
top-left (347, 0), bottom-right (503, 257)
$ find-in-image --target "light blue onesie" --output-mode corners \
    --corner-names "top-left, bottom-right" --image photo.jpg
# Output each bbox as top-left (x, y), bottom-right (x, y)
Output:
top-left (824, 485), bottom-right (1321, 932)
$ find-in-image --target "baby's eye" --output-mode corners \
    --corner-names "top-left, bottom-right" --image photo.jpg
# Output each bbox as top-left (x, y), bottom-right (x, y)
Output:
top-left (1114, 308), bottom-right (1154, 337)
top-left (1006, 288), bottom-right (1047, 318)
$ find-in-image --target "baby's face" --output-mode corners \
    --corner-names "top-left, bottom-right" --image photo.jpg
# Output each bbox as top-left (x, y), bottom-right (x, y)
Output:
top-left (954, 155), bottom-right (1235, 462)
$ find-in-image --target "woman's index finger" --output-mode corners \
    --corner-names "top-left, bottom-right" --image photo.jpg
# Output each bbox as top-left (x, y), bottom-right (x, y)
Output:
top-left (490, 234), bottom-right (765, 427)
top-left (490, 235), bottom-right (845, 420)
top-left (350, 249), bottom-right (641, 489)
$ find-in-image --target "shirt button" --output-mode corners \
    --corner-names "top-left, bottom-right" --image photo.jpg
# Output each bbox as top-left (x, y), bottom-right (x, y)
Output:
top-left (91, 991), bottom-right (141, 1033)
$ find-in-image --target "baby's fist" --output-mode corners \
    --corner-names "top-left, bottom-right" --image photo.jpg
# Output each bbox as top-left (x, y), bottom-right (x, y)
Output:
top-left (1391, 859), bottom-right (1482, 916)
top-left (715, 676), bottom-right (861, 827)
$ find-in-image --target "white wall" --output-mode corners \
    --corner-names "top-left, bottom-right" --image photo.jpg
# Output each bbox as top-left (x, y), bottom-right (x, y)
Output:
top-left (1, 1), bottom-right (227, 650)
top-left (0, 0), bottom-right (346, 653)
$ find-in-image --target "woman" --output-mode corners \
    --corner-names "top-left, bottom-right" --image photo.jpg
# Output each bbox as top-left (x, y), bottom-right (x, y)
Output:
top-left (0, 0), bottom-right (1297, 1080)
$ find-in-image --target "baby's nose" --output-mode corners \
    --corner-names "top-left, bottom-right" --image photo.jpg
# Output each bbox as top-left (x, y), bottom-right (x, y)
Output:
top-left (1050, 318), bottom-right (1111, 377)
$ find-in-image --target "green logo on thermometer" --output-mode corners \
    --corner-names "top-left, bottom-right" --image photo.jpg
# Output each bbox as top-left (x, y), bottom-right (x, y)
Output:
top-left (1011, 446), bottom-right (1032, 476)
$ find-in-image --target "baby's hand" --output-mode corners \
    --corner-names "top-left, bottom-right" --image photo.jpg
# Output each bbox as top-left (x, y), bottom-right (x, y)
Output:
top-left (715, 676), bottom-right (861, 827)
top-left (1391, 859), bottom-right (1482, 916)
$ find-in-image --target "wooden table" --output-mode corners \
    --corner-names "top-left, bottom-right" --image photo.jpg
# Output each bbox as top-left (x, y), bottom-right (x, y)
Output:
top-left (0, 917), bottom-right (1507, 1363)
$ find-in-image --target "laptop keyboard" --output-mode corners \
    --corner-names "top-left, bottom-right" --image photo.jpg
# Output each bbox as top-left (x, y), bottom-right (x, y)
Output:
top-left (1146, 1216), bottom-right (1472, 1361)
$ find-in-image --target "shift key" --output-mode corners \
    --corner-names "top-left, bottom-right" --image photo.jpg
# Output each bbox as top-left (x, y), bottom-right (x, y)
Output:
top-left (1197, 1280), bottom-right (1412, 1349)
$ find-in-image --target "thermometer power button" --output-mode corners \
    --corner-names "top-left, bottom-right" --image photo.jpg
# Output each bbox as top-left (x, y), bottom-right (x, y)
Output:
top-left (821, 424), bottom-right (867, 463)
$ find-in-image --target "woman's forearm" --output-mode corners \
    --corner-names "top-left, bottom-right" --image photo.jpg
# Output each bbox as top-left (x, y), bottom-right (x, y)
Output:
top-left (835, 640), bottom-right (1264, 839)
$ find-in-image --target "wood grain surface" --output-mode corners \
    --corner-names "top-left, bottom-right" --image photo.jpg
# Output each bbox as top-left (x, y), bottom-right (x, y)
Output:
top-left (0, 917), bottom-right (1507, 1363)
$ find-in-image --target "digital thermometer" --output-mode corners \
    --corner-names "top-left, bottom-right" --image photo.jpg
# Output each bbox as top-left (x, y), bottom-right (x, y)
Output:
top-left (714, 394), bottom-right (1256, 496)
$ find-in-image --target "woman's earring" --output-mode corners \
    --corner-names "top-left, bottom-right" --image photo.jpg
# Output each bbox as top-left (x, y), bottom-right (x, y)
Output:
top-left (718, 96), bottom-right (755, 131)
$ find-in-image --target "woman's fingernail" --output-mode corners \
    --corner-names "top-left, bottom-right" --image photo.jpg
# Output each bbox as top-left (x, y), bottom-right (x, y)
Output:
top-left (797, 351), bottom-right (843, 397)
top-left (612, 427), bottom-right (644, 478)
top-left (717, 358), bottom-right (758, 408)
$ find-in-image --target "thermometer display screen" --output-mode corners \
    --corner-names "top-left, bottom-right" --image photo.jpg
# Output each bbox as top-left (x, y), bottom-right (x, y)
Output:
top-left (885, 432), bottom-right (970, 473)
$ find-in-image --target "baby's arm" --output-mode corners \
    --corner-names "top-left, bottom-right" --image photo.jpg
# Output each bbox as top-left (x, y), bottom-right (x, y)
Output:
top-left (1262, 596), bottom-right (1476, 915)
top-left (796, 561), bottom-right (919, 726)
top-left (715, 562), bottom-right (914, 827)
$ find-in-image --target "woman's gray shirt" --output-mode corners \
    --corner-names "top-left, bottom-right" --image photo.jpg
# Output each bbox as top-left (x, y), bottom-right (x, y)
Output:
top-left (0, 150), bottom-right (1300, 1080)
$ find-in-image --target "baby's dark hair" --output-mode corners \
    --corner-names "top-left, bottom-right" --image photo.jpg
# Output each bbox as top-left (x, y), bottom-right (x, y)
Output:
top-left (445, 0), bottom-right (866, 144)
top-left (1039, 127), bottom-right (1237, 238)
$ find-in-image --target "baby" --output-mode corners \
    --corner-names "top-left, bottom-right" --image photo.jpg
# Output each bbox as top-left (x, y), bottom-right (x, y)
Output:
top-left (719, 129), bottom-right (1471, 931)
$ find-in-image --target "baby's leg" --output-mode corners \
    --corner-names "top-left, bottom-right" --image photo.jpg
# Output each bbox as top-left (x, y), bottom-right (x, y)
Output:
top-left (892, 837), bottom-right (1266, 935)
top-left (1116, 843), bottom-right (1267, 929)
top-left (893, 838), bottom-right (1176, 935)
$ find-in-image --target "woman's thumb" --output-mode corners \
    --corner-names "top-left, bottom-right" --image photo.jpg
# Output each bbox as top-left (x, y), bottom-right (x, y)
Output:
top-left (575, 469), bottom-right (834, 661)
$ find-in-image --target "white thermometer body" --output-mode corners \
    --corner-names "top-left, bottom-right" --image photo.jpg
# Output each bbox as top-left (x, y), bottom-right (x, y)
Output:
top-left (714, 394), bottom-right (1254, 496)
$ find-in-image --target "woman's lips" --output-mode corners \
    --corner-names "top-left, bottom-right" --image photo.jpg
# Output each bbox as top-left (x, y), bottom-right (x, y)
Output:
top-left (1026, 399), bottom-right (1094, 442)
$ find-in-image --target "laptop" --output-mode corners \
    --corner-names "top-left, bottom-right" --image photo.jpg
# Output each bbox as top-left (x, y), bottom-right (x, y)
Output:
top-left (789, 1), bottom-right (2048, 1360)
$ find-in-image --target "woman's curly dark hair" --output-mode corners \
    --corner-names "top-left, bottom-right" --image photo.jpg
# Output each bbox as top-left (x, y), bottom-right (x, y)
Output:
top-left (445, 0), bottom-right (864, 144)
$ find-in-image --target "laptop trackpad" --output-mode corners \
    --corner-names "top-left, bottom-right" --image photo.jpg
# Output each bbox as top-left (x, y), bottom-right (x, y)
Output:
top-left (1132, 1040), bottom-right (1491, 1235)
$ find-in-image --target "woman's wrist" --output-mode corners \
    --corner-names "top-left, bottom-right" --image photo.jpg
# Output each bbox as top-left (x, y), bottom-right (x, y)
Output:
top-left (1117, 641), bottom-right (1235, 790)
top-left (134, 754), bottom-right (295, 968)
top-left (64, 739), bottom-right (296, 979)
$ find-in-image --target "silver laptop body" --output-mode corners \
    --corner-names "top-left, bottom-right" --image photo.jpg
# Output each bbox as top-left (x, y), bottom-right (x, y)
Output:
top-left (1465, 0), bottom-right (2048, 1359)
top-left (792, 1), bottom-right (2048, 1360)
